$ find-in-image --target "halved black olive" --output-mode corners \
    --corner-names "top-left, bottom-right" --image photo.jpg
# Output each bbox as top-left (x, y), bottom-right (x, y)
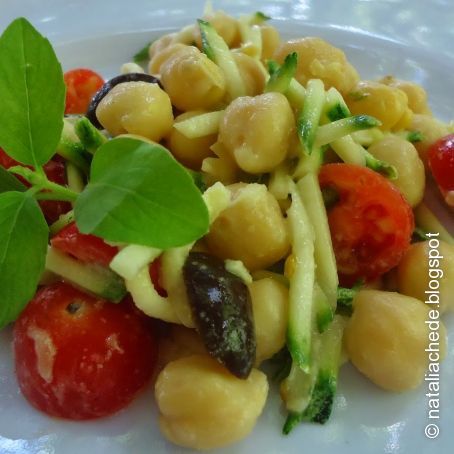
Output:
top-left (183, 252), bottom-right (256, 379)
top-left (86, 73), bottom-right (162, 129)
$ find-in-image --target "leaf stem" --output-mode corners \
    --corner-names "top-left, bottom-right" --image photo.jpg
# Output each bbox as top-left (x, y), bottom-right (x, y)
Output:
top-left (9, 165), bottom-right (78, 202)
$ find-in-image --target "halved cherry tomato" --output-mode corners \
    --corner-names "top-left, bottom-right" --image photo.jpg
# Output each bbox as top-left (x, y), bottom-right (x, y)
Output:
top-left (51, 222), bottom-right (118, 267)
top-left (51, 222), bottom-right (167, 295)
top-left (319, 163), bottom-right (414, 286)
top-left (0, 148), bottom-right (71, 223)
top-left (14, 282), bottom-right (158, 420)
top-left (64, 68), bottom-right (104, 114)
top-left (428, 134), bottom-right (454, 206)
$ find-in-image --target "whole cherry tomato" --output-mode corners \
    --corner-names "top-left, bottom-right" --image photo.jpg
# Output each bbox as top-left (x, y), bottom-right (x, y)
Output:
top-left (64, 68), bottom-right (104, 114)
top-left (428, 134), bottom-right (454, 206)
top-left (14, 283), bottom-right (158, 420)
top-left (319, 163), bottom-right (414, 286)
top-left (0, 148), bottom-right (71, 223)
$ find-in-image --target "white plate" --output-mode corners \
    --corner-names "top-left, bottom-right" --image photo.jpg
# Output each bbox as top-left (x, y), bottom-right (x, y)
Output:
top-left (1, 1), bottom-right (453, 453)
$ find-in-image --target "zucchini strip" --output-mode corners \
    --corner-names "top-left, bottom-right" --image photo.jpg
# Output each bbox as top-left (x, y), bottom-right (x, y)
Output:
top-left (315, 115), bottom-right (381, 147)
top-left (265, 52), bottom-right (297, 94)
top-left (173, 110), bottom-right (224, 139)
top-left (126, 266), bottom-right (180, 323)
top-left (198, 19), bottom-right (246, 99)
top-left (323, 87), bottom-right (351, 122)
top-left (110, 245), bottom-right (162, 281)
top-left (414, 203), bottom-right (454, 245)
top-left (297, 174), bottom-right (338, 309)
top-left (297, 79), bottom-right (325, 154)
top-left (286, 181), bottom-right (315, 372)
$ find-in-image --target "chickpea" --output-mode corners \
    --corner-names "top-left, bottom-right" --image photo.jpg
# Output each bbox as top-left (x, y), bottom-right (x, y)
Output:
top-left (194, 10), bottom-right (241, 49)
top-left (249, 277), bottom-right (288, 365)
top-left (397, 240), bottom-right (454, 313)
top-left (155, 355), bottom-right (268, 450)
top-left (201, 141), bottom-right (240, 186)
top-left (368, 136), bottom-right (425, 206)
top-left (148, 32), bottom-right (177, 60)
top-left (410, 114), bottom-right (449, 166)
top-left (233, 53), bottom-right (266, 96)
top-left (96, 82), bottom-right (173, 142)
top-left (158, 325), bottom-right (206, 372)
top-left (260, 24), bottom-right (281, 61)
top-left (344, 290), bottom-right (447, 391)
top-left (380, 76), bottom-right (431, 115)
top-left (273, 37), bottom-right (359, 94)
top-left (160, 48), bottom-right (226, 111)
top-left (205, 183), bottom-right (290, 271)
top-left (346, 81), bottom-right (413, 131)
top-left (219, 92), bottom-right (295, 173)
top-left (167, 111), bottom-right (216, 170)
top-left (148, 43), bottom-right (198, 75)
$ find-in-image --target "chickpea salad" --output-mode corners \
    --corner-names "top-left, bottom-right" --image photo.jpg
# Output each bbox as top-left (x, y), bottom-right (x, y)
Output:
top-left (0, 6), bottom-right (454, 452)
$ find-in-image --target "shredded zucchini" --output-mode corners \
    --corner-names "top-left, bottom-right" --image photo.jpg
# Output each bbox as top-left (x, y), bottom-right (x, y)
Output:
top-left (286, 181), bottom-right (315, 372)
top-left (173, 110), bottom-right (224, 139)
top-left (297, 174), bottom-right (338, 309)
top-left (110, 245), bottom-right (162, 281)
top-left (297, 79), bottom-right (325, 154)
top-left (198, 19), bottom-right (246, 99)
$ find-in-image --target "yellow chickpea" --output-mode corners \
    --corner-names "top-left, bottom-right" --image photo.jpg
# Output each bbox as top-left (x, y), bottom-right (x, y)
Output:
top-left (368, 136), bottom-right (425, 206)
top-left (410, 114), bottom-right (449, 166)
top-left (397, 240), bottom-right (454, 313)
top-left (155, 355), bottom-right (268, 450)
top-left (160, 48), bottom-right (226, 111)
top-left (157, 325), bottom-right (207, 372)
top-left (201, 141), bottom-right (240, 186)
top-left (346, 81), bottom-right (413, 131)
top-left (260, 24), bottom-right (281, 61)
top-left (380, 76), bottom-right (431, 115)
top-left (233, 53), bottom-right (266, 96)
top-left (344, 290), bottom-right (447, 391)
top-left (148, 43), bottom-right (198, 75)
top-left (205, 183), bottom-right (290, 271)
top-left (249, 277), bottom-right (289, 365)
top-left (273, 37), bottom-right (359, 93)
top-left (148, 32), bottom-right (177, 60)
top-left (96, 81), bottom-right (173, 142)
top-left (167, 111), bottom-right (216, 170)
top-left (194, 10), bottom-right (241, 49)
top-left (219, 92), bottom-right (295, 173)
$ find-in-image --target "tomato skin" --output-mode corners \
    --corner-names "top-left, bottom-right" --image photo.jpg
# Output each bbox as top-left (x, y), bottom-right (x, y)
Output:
top-left (64, 68), bottom-right (104, 114)
top-left (0, 148), bottom-right (71, 223)
top-left (51, 222), bottom-right (167, 294)
top-left (319, 163), bottom-right (414, 286)
top-left (428, 134), bottom-right (454, 196)
top-left (14, 283), bottom-right (158, 420)
top-left (51, 222), bottom-right (118, 267)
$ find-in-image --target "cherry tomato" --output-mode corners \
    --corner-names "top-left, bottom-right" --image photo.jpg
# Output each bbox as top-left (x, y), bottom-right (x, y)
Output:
top-left (0, 148), bottom-right (71, 223)
top-left (319, 163), bottom-right (414, 286)
top-left (51, 222), bottom-right (118, 267)
top-left (149, 256), bottom-right (167, 297)
top-left (64, 68), bottom-right (104, 114)
top-left (428, 134), bottom-right (454, 205)
top-left (14, 283), bottom-right (158, 420)
top-left (51, 222), bottom-right (167, 295)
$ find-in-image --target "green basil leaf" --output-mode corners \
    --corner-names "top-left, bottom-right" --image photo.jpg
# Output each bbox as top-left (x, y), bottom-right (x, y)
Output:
top-left (0, 18), bottom-right (65, 167)
top-left (0, 191), bottom-right (49, 328)
top-left (0, 167), bottom-right (27, 193)
top-left (75, 138), bottom-right (209, 249)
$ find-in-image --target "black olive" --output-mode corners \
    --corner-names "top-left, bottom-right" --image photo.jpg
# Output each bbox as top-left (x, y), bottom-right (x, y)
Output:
top-left (86, 73), bottom-right (162, 129)
top-left (183, 252), bottom-right (256, 379)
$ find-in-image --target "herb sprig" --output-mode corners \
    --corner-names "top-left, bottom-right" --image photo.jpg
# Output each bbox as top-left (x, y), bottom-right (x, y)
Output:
top-left (0, 18), bottom-right (209, 329)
